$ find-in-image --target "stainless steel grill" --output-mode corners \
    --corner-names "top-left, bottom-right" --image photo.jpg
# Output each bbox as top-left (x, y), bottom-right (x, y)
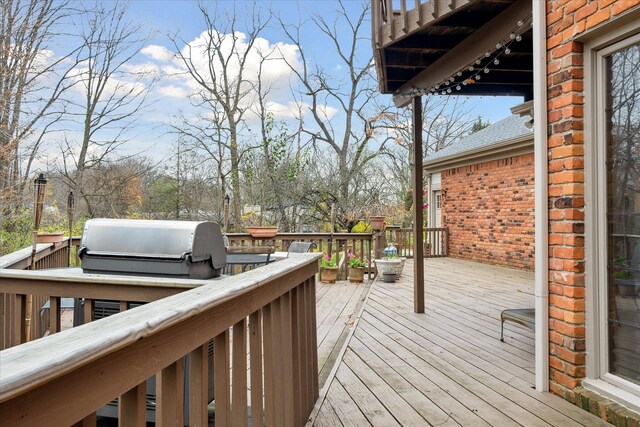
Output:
top-left (78, 218), bottom-right (226, 279)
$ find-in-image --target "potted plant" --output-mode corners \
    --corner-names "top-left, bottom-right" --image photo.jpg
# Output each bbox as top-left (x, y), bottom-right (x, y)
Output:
top-left (245, 226), bottom-right (279, 238)
top-left (370, 216), bottom-right (386, 231)
top-left (347, 253), bottom-right (367, 283)
top-left (36, 231), bottom-right (65, 244)
top-left (319, 254), bottom-right (338, 284)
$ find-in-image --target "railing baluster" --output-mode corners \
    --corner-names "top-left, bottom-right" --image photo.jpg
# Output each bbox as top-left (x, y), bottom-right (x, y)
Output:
top-left (50, 296), bottom-right (61, 334)
top-left (249, 310), bottom-right (263, 427)
top-left (272, 298), bottom-right (285, 426)
top-left (232, 318), bottom-right (248, 426)
top-left (157, 358), bottom-right (184, 426)
top-left (308, 277), bottom-right (319, 402)
top-left (14, 294), bottom-right (25, 346)
top-left (214, 330), bottom-right (231, 427)
top-left (119, 383), bottom-right (146, 427)
top-left (281, 292), bottom-right (295, 427)
top-left (262, 303), bottom-right (275, 426)
top-left (291, 287), bottom-right (303, 426)
top-left (189, 344), bottom-right (209, 427)
top-left (83, 298), bottom-right (94, 324)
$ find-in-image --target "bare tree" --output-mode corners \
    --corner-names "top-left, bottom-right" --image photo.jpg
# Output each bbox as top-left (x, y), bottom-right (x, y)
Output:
top-left (0, 0), bottom-right (78, 224)
top-left (59, 1), bottom-right (156, 217)
top-left (279, 1), bottom-right (395, 230)
top-left (171, 2), bottom-right (269, 230)
top-left (381, 96), bottom-right (477, 207)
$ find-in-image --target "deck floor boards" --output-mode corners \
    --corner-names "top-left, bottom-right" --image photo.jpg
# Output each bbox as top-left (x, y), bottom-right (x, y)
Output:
top-left (311, 258), bottom-right (610, 427)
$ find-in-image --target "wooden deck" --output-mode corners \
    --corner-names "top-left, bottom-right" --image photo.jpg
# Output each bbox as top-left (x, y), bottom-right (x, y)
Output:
top-left (316, 279), bottom-right (372, 388)
top-left (311, 258), bottom-right (609, 427)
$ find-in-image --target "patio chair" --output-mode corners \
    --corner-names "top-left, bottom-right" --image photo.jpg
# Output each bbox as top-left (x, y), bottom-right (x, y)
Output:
top-left (287, 241), bottom-right (317, 256)
top-left (500, 308), bottom-right (535, 342)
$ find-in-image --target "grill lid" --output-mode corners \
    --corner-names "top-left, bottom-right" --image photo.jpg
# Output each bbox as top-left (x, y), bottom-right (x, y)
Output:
top-left (79, 218), bottom-right (226, 269)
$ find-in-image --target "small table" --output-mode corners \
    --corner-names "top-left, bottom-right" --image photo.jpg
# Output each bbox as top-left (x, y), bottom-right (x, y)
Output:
top-left (226, 246), bottom-right (275, 273)
top-left (500, 308), bottom-right (535, 342)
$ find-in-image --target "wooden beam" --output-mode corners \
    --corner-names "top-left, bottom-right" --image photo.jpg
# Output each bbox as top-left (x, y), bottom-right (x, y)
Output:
top-left (412, 97), bottom-right (425, 313)
top-left (393, 0), bottom-right (531, 107)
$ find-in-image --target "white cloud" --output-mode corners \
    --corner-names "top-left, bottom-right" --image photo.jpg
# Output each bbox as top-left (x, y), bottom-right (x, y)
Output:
top-left (157, 85), bottom-right (189, 99)
top-left (175, 30), bottom-right (301, 102)
top-left (140, 44), bottom-right (174, 62)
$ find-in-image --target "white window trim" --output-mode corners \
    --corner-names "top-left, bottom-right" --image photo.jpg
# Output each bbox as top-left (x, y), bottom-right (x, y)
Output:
top-left (584, 24), bottom-right (640, 413)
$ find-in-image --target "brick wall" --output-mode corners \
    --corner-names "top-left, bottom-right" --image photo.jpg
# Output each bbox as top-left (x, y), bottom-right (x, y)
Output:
top-left (440, 153), bottom-right (535, 270)
top-left (546, 0), bottom-right (640, 403)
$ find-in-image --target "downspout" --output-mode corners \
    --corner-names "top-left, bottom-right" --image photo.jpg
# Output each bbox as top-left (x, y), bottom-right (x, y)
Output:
top-left (533, 0), bottom-right (549, 392)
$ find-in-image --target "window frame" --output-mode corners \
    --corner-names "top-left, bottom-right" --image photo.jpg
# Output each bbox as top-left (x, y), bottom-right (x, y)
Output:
top-left (584, 24), bottom-right (640, 412)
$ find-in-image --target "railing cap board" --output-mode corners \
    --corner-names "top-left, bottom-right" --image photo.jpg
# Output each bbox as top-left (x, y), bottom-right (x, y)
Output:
top-left (0, 267), bottom-right (210, 289)
top-left (225, 232), bottom-right (372, 238)
top-left (0, 243), bottom-right (54, 269)
top-left (0, 253), bottom-right (320, 401)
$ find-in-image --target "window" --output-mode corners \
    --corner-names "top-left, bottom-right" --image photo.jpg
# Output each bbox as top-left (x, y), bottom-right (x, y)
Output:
top-left (585, 26), bottom-right (640, 410)
top-left (435, 194), bottom-right (441, 209)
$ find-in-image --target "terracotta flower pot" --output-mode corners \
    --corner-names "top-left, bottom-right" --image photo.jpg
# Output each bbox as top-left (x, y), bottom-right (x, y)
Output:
top-left (370, 216), bottom-right (386, 231)
top-left (245, 226), bottom-right (279, 238)
top-left (320, 267), bottom-right (338, 284)
top-left (348, 266), bottom-right (365, 283)
top-left (36, 232), bottom-right (64, 244)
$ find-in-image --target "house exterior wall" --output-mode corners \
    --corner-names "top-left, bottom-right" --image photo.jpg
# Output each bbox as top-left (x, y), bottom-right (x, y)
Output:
top-left (546, 0), bottom-right (640, 407)
top-left (440, 153), bottom-right (535, 270)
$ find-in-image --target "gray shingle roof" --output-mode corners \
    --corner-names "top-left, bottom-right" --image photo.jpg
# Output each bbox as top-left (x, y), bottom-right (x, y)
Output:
top-left (424, 114), bottom-right (533, 163)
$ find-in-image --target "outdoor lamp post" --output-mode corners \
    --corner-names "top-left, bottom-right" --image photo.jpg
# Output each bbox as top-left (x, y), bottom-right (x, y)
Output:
top-left (67, 191), bottom-right (75, 266)
top-left (223, 193), bottom-right (230, 232)
top-left (26, 173), bottom-right (47, 341)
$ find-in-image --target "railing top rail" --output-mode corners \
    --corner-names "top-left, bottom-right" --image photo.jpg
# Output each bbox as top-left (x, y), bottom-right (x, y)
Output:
top-left (0, 253), bottom-right (321, 401)
top-left (225, 232), bottom-right (372, 239)
top-left (0, 266), bottom-right (211, 290)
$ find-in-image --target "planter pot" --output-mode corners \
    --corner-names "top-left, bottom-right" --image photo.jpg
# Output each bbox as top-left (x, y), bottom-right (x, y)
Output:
top-left (348, 267), bottom-right (365, 283)
top-left (370, 216), bottom-right (386, 231)
top-left (36, 232), bottom-right (64, 244)
top-left (320, 267), bottom-right (338, 284)
top-left (375, 258), bottom-right (405, 279)
top-left (245, 226), bottom-right (279, 239)
top-left (382, 272), bottom-right (397, 283)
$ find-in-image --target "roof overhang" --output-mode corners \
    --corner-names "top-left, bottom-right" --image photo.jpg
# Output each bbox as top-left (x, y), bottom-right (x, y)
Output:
top-left (372, 0), bottom-right (533, 107)
top-left (423, 133), bottom-right (533, 173)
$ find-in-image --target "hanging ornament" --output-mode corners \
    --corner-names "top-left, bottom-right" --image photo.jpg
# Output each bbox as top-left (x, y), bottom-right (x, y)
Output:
top-left (505, 47), bottom-right (511, 55)
top-left (494, 58), bottom-right (500, 65)
top-left (446, 88), bottom-right (452, 93)
top-left (475, 74), bottom-right (481, 80)
top-left (485, 51), bottom-right (491, 57)
top-left (476, 59), bottom-right (481, 65)
top-left (516, 34), bottom-right (522, 42)
top-left (496, 42), bottom-right (502, 49)
top-left (457, 71), bottom-right (462, 77)
top-left (510, 32), bottom-right (516, 40)
top-left (484, 67), bottom-right (489, 73)
top-left (517, 19), bottom-right (524, 26)
top-left (456, 85), bottom-right (461, 90)
top-left (468, 65), bottom-right (474, 71)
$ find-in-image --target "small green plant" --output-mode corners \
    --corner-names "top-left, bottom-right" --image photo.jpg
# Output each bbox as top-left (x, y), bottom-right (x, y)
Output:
top-left (320, 254), bottom-right (337, 268)
top-left (347, 252), bottom-right (367, 268)
top-left (613, 270), bottom-right (632, 280)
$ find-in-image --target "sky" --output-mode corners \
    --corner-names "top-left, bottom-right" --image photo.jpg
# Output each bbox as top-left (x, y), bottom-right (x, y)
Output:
top-left (38, 0), bottom-right (523, 168)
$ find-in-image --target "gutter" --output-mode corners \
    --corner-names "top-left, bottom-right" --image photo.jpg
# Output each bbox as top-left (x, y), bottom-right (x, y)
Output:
top-left (533, 0), bottom-right (549, 393)
top-left (423, 133), bottom-right (533, 172)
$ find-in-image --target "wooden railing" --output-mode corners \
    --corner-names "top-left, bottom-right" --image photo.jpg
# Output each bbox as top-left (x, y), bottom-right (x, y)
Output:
top-left (0, 254), bottom-right (320, 426)
top-left (372, 0), bottom-right (468, 48)
top-left (226, 232), bottom-right (373, 279)
top-left (384, 226), bottom-right (449, 258)
top-left (1, 237), bottom-right (81, 348)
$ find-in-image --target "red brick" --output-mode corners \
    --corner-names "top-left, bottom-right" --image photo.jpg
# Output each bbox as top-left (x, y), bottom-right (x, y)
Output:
top-left (586, 8), bottom-right (611, 29)
top-left (550, 294), bottom-right (585, 311)
top-left (612, 0), bottom-right (640, 15)
top-left (554, 371), bottom-right (581, 389)
top-left (574, 1), bottom-right (598, 21)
